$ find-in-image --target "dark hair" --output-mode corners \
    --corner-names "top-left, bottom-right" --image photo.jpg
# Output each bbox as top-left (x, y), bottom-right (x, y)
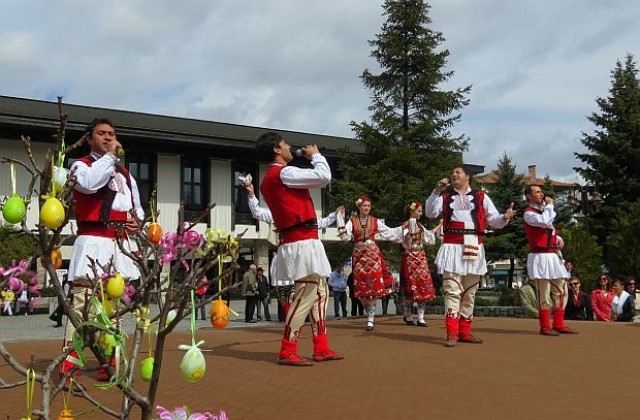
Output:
top-left (452, 166), bottom-right (473, 183)
top-left (524, 184), bottom-right (542, 196)
top-left (256, 131), bottom-right (283, 162)
top-left (86, 118), bottom-right (115, 135)
top-left (596, 273), bottom-right (611, 290)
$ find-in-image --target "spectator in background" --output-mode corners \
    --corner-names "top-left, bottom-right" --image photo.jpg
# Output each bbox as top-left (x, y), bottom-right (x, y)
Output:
top-left (242, 264), bottom-right (258, 323)
top-left (347, 271), bottom-right (364, 317)
top-left (328, 265), bottom-right (348, 320)
top-left (195, 277), bottom-right (208, 321)
top-left (256, 267), bottom-right (272, 322)
top-left (625, 278), bottom-right (640, 322)
top-left (564, 260), bottom-right (578, 277)
top-left (611, 278), bottom-right (634, 322)
top-left (50, 274), bottom-right (72, 327)
top-left (591, 273), bottom-right (614, 321)
top-left (564, 276), bottom-right (593, 321)
top-left (518, 278), bottom-right (539, 318)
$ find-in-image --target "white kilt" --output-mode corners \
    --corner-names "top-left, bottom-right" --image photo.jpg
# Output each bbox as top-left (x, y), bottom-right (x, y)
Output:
top-left (434, 243), bottom-right (488, 276)
top-left (270, 238), bottom-right (331, 287)
top-left (68, 235), bottom-right (141, 281)
top-left (527, 252), bottom-right (569, 280)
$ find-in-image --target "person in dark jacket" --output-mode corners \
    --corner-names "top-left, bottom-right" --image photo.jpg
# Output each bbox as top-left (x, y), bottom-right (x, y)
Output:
top-left (564, 276), bottom-right (593, 321)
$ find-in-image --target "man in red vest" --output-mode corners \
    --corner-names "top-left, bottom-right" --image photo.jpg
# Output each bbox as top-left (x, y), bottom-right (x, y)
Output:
top-left (256, 131), bottom-right (343, 366)
top-left (61, 118), bottom-right (144, 382)
top-left (523, 184), bottom-right (576, 335)
top-left (425, 166), bottom-right (516, 347)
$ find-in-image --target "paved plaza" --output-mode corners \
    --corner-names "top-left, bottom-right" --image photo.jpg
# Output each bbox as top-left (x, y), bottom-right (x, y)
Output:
top-left (1, 299), bottom-right (638, 419)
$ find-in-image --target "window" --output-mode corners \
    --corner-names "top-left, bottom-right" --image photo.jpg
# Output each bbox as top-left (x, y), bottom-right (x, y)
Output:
top-left (233, 162), bottom-right (256, 226)
top-left (182, 157), bottom-right (209, 222)
top-left (126, 153), bottom-right (155, 215)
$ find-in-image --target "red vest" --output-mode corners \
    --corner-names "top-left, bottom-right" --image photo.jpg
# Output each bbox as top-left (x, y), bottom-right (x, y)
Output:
top-left (259, 164), bottom-right (318, 245)
top-left (524, 205), bottom-right (557, 253)
top-left (350, 216), bottom-right (379, 242)
top-left (73, 156), bottom-right (132, 238)
top-left (441, 190), bottom-right (486, 244)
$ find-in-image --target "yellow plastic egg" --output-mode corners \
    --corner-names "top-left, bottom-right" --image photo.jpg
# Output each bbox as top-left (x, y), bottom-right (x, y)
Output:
top-left (40, 197), bottom-right (65, 229)
top-left (106, 273), bottom-right (125, 299)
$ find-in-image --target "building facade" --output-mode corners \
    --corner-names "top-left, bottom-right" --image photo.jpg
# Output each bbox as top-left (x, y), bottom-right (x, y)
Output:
top-left (0, 96), bottom-right (359, 280)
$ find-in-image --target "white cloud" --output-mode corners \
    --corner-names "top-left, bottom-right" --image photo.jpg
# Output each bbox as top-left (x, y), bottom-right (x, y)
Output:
top-left (1, 0), bottom-right (639, 183)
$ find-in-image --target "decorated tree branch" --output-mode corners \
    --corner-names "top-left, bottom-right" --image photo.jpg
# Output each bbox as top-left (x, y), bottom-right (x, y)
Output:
top-left (1, 98), bottom-right (239, 419)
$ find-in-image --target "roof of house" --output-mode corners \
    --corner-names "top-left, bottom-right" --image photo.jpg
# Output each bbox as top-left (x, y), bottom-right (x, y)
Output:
top-left (476, 165), bottom-right (575, 189)
top-left (0, 95), bottom-right (362, 157)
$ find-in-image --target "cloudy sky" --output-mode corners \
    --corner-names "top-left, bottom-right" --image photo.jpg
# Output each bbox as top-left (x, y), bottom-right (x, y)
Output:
top-left (2, 0), bottom-right (639, 182)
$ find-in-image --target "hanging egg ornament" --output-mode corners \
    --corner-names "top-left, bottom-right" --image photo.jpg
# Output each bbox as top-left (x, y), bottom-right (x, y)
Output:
top-left (148, 222), bottom-right (163, 244)
top-left (180, 346), bottom-right (206, 383)
top-left (166, 309), bottom-right (178, 325)
top-left (102, 299), bottom-right (116, 315)
top-left (40, 196), bottom-right (65, 229)
top-left (51, 247), bottom-right (63, 269)
top-left (106, 273), bottom-right (125, 299)
top-left (97, 331), bottom-right (117, 358)
top-left (210, 299), bottom-right (230, 329)
top-left (57, 408), bottom-right (75, 420)
top-left (52, 166), bottom-right (70, 191)
top-left (2, 194), bottom-right (26, 224)
top-left (140, 356), bottom-right (154, 382)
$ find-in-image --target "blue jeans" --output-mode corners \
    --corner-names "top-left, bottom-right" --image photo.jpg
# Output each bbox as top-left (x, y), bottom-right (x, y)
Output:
top-left (256, 296), bottom-right (271, 321)
top-left (333, 290), bottom-right (348, 318)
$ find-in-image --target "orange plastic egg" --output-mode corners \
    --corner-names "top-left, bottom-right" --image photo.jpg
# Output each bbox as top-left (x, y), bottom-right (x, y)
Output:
top-left (148, 223), bottom-right (163, 244)
top-left (210, 299), bottom-right (229, 329)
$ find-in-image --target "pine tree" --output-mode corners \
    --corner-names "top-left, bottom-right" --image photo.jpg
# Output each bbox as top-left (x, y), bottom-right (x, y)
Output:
top-left (483, 153), bottom-right (527, 288)
top-left (575, 54), bottom-right (640, 242)
top-left (334, 0), bottom-right (471, 226)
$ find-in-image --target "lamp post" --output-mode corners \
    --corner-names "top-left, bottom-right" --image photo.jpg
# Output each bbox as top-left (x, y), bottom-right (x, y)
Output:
top-left (567, 184), bottom-right (603, 234)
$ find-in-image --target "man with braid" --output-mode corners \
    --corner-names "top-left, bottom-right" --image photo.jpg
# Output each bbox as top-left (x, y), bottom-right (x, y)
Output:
top-left (523, 185), bottom-right (576, 336)
top-left (256, 131), bottom-right (343, 366)
top-left (425, 166), bottom-right (515, 347)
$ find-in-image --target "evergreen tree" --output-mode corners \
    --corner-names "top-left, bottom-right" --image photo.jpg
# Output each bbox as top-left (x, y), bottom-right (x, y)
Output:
top-left (559, 225), bottom-right (603, 291)
top-left (333, 0), bottom-right (471, 226)
top-left (605, 199), bottom-right (640, 278)
top-left (575, 54), bottom-right (640, 242)
top-left (542, 175), bottom-right (573, 227)
top-left (483, 153), bottom-right (527, 288)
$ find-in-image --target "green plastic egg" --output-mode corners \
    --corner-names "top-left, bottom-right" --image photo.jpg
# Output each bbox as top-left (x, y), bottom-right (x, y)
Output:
top-left (140, 357), bottom-right (154, 382)
top-left (2, 194), bottom-right (26, 224)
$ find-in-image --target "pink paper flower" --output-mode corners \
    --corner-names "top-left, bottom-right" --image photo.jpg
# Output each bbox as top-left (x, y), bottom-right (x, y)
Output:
top-left (155, 405), bottom-right (228, 420)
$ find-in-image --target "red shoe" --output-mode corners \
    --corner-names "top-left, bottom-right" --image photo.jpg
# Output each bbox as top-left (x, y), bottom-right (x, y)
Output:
top-left (553, 325), bottom-right (578, 334)
top-left (444, 332), bottom-right (457, 348)
top-left (458, 317), bottom-right (483, 343)
top-left (279, 353), bottom-right (314, 366)
top-left (312, 334), bottom-right (344, 362)
top-left (540, 327), bottom-right (560, 336)
top-left (279, 338), bottom-right (314, 366)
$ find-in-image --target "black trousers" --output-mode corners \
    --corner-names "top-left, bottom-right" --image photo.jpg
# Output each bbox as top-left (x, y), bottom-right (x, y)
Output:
top-left (350, 296), bottom-right (364, 316)
top-left (244, 295), bottom-right (257, 322)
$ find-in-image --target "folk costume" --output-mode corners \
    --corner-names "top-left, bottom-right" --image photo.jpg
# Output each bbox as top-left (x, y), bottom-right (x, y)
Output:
top-left (247, 194), bottom-right (339, 319)
top-left (259, 152), bottom-right (343, 366)
top-left (425, 187), bottom-right (509, 346)
top-left (62, 151), bottom-right (144, 381)
top-left (400, 202), bottom-right (437, 327)
top-left (523, 202), bottom-right (575, 335)
top-left (338, 195), bottom-right (402, 331)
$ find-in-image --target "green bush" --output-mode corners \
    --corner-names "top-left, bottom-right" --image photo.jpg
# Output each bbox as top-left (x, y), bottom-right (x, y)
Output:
top-left (0, 225), bottom-right (39, 268)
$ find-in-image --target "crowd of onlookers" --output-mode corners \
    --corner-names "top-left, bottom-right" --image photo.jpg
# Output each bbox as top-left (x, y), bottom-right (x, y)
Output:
top-left (519, 260), bottom-right (640, 322)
